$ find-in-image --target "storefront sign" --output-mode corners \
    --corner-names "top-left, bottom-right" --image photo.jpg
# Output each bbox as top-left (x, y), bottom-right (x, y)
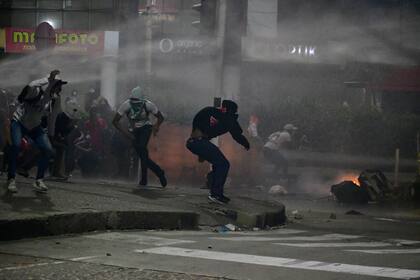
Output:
top-left (158, 38), bottom-right (216, 56)
top-left (242, 37), bottom-right (318, 62)
top-left (4, 27), bottom-right (104, 54)
top-left (0, 28), bottom-right (5, 49)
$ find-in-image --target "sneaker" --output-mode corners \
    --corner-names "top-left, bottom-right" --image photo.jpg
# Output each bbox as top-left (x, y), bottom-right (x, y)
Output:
top-left (158, 172), bottom-right (167, 187)
top-left (220, 194), bottom-right (231, 203)
top-left (7, 179), bottom-right (18, 193)
top-left (207, 194), bottom-right (226, 205)
top-left (33, 179), bottom-right (48, 193)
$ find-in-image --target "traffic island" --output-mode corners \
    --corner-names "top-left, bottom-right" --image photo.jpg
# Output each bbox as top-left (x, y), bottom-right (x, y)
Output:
top-left (0, 210), bottom-right (199, 241)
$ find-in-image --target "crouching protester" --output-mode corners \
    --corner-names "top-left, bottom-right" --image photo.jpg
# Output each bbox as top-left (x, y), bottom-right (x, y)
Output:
top-left (186, 100), bottom-right (250, 204)
top-left (112, 86), bottom-right (167, 187)
top-left (5, 70), bottom-right (67, 193)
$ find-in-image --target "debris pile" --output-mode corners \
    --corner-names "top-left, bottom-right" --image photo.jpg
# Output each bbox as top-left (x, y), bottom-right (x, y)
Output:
top-left (331, 170), bottom-right (391, 204)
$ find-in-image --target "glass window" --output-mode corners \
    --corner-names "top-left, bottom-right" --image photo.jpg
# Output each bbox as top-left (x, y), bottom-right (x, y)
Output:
top-left (64, 0), bottom-right (90, 10)
top-left (64, 12), bottom-right (88, 29)
top-left (91, 12), bottom-right (113, 30)
top-left (91, 0), bottom-right (113, 9)
top-left (11, 0), bottom-right (36, 8)
top-left (38, 0), bottom-right (63, 9)
top-left (11, 11), bottom-right (36, 28)
top-left (38, 12), bottom-right (62, 29)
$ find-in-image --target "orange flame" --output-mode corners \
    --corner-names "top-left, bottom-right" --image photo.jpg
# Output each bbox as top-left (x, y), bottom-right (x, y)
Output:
top-left (337, 173), bottom-right (360, 186)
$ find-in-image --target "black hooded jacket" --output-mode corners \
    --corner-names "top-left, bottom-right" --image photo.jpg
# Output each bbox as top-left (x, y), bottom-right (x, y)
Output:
top-left (192, 106), bottom-right (250, 149)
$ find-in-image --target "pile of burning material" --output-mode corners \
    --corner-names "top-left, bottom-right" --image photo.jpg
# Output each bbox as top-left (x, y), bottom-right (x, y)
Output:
top-left (331, 170), bottom-right (391, 204)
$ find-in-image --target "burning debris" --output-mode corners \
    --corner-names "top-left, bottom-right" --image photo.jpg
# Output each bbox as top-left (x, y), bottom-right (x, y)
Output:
top-left (331, 170), bottom-right (391, 204)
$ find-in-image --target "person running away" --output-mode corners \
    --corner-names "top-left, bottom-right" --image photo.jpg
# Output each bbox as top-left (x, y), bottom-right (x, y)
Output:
top-left (5, 70), bottom-right (67, 193)
top-left (186, 100), bottom-right (250, 204)
top-left (112, 86), bottom-right (167, 187)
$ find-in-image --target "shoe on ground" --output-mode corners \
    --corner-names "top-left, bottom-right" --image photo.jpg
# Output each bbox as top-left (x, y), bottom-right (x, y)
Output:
top-left (50, 174), bottom-right (68, 181)
top-left (208, 194), bottom-right (227, 205)
top-left (220, 194), bottom-right (231, 203)
top-left (138, 180), bottom-right (148, 187)
top-left (33, 179), bottom-right (48, 193)
top-left (158, 172), bottom-right (167, 187)
top-left (6, 179), bottom-right (18, 193)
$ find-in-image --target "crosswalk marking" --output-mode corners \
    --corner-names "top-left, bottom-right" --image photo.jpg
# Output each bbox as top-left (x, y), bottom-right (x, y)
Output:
top-left (210, 233), bottom-right (361, 242)
top-left (347, 248), bottom-right (420, 254)
top-left (227, 229), bottom-right (307, 235)
top-left (387, 239), bottom-right (420, 245)
top-left (138, 247), bottom-right (420, 279)
top-left (151, 229), bottom-right (307, 236)
top-left (0, 261), bottom-right (64, 272)
top-left (84, 232), bottom-right (195, 246)
top-left (274, 242), bottom-right (393, 248)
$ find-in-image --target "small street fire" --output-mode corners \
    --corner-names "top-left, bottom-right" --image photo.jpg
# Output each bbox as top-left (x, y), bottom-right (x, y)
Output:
top-left (331, 170), bottom-right (391, 204)
top-left (336, 173), bottom-right (360, 186)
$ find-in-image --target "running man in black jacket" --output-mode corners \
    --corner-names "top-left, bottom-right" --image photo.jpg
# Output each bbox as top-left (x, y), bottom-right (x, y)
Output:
top-left (186, 100), bottom-right (250, 204)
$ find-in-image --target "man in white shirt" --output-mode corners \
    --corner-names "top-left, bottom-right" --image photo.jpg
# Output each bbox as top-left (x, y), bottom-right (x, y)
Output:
top-left (112, 86), bottom-right (167, 187)
top-left (6, 70), bottom-right (66, 193)
top-left (263, 123), bottom-right (297, 177)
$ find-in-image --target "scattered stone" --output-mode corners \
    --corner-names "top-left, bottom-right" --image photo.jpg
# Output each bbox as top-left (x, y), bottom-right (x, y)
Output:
top-left (292, 210), bottom-right (303, 220)
top-left (345, 210), bottom-right (364, 215)
top-left (224, 223), bottom-right (236, 231)
top-left (252, 227), bottom-right (260, 231)
top-left (294, 214), bottom-right (304, 220)
top-left (269, 185), bottom-right (288, 195)
top-left (329, 213), bottom-right (337, 219)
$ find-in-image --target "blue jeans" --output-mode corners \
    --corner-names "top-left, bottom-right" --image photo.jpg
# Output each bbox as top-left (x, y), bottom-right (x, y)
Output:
top-left (8, 120), bottom-right (54, 180)
top-left (186, 137), bottom-right (230, 197)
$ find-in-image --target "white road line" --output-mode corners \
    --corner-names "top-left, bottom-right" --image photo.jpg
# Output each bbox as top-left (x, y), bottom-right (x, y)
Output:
top-left (0, 255), bottom-right (101, 272)
top-left (210, 234), bottom-right (361, 242)
top-left (138, 247), bottom-right (420, 279)
top-left (0, 261), bottom-right (64, 272)
top-left (387, 239), bottom-right (420, 245)
top-left (70, 256), bottom-right (100, 261)
top-left (274, 242), bottom-right (392, 248)
top-left (84, 232), bottom-right (196, 246)
top-left (150, 229), bottom-right (307, 236)
top-left (347, 248), bottom-right (420, 254)
top-left (226, 229), bottom-right (307, 235)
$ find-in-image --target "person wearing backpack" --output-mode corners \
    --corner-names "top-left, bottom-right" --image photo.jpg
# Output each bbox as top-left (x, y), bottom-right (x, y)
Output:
top-left (5, 70), bottom-right (67, 193)
top-left (112, 86), bottom-right (167, 187)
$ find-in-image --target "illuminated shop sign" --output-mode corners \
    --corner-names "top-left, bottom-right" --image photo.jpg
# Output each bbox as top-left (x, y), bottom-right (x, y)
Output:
top-left (289, 45), bottom-right (316, 56)
top-left (242, 37), bottom-right (317, 61)
top-left (158, 38), bottom-right (216, 55)
top-left (4, 27), bottom-right (104, 54)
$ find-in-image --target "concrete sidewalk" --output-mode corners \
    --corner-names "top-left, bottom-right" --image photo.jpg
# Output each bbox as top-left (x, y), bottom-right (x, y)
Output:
top-left (0, 177), bottom-right (286, 240)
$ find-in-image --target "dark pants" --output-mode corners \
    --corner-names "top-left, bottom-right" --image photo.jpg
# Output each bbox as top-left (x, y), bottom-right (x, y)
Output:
top-left (186, 137), bottom-right (230, 197)
top-left (132, 125), bottom-right (164, 182)
top-left (263, 147), bottom-right (288, 176)
top-left (8, 120), bottom-right (54, 180)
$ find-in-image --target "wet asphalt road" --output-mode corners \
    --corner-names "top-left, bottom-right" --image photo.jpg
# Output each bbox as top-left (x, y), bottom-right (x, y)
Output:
top-left (1, 219), bottom-right (420, 280)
